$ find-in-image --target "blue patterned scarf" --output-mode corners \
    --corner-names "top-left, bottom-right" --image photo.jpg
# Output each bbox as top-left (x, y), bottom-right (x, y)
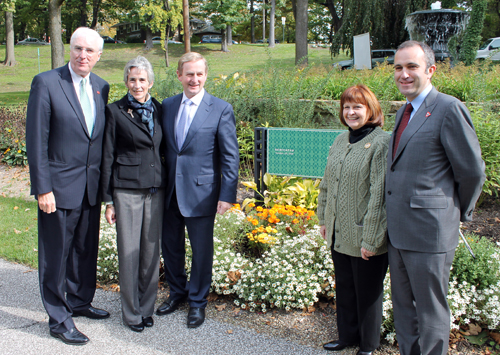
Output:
top-left (126, 92), bottom-right (155, 137)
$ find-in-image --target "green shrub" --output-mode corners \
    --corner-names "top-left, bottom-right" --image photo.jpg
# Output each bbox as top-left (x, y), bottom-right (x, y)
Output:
top-left (451, 232), bottom-right (500, 289)
top-left (0, 106), bottom-right (28, 166)
top-left (471, 107), bottom-right (500, 200)
top-left (242, 173), bottom-right (320, 210)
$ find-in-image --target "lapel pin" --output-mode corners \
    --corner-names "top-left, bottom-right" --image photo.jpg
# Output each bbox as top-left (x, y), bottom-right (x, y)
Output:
top-left (364, 142), bottom-right (371, 149)
top-left (97, 91), bottom-right (100, 95)
top-left (127, 109), bottom-right (134, 118)
top-left (426, 112), bottom-right (431, 117)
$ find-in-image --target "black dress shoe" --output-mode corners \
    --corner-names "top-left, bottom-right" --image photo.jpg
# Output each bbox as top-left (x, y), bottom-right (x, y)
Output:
top-left (142, 316), bottom-right (154, 327)
top-left (128, 322), bottom-right (144, 332)
top-left (187, 307), bottom-right (205, 328)
top-left (50, 327), bottom-right (89, 345)
top-left (323, 340), bottom-right (352, 351)
top-left (357, 351), bottom-right (373, 355)
top-left (156, 297), bottom-right (185, 316)
top-left (73, 306), bottom-right (110, 319)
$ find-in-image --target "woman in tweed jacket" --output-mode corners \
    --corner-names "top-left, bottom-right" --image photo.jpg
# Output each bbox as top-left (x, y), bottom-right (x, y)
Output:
top-left (317, 85), bottom-right (390, 355)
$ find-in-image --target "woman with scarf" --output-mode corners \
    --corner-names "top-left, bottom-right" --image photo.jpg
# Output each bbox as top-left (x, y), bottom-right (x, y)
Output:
top-left (317, 85), bottom-right (389, 355)
top-left (100, 56), bottom-right (165, 332)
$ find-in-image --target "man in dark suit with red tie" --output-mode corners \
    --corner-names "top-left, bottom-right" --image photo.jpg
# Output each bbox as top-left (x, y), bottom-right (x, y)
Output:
top-left (385, 41), bottom-right (485, 355)
top-left (26, 27), bottom-right (110, 345)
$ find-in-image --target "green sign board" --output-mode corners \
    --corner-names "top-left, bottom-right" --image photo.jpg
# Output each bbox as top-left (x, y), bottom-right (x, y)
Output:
top-left (267, 128), bottom-right (346, 178)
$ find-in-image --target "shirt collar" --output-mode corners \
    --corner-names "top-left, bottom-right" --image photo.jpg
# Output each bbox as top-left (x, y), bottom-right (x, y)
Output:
top-left (182, 88), bottom-right (205, 106)
top-left (68, 63), bottom-right (91, 85)
top-left (408, 84), bottom-right (433, 115)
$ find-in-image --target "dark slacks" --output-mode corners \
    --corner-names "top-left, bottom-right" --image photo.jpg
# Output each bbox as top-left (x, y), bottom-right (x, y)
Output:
top-left (38, 193), bottom-right (101, 333)
top-left (331, 247), bottom-right (388, 352)
top-left (388, 241), bottom-right (455, 355)
top-left (162, 194), bottom-right (215, 308)
top-left (114, 188), bottom-right (164, 325)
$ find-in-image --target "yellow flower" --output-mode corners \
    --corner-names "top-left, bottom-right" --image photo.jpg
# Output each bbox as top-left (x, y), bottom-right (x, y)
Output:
top-left (17, 150), bottom-right (21, 153)
top-left (15, 139), bottom-right (19, 143)
top-left (256, 206), bottom-right (263, 212)
top-left (251, 219), bottom-right (259, 226)
top-left (292, 219), bottom-right (299, 224)
top-left (248, 203), bottom-right (255, 208)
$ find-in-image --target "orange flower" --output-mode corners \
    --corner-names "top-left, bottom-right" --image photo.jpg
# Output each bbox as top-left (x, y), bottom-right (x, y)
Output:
top-left (292, 219), bottom-right (299, 224)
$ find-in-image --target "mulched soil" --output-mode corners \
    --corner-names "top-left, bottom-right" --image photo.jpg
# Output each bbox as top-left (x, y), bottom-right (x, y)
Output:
top-left (1, 164), bottom-right (498, 353)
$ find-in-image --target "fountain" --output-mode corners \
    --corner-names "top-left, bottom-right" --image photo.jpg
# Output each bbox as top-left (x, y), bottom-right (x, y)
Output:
top-left (405, 7), bottom-right (470, 52)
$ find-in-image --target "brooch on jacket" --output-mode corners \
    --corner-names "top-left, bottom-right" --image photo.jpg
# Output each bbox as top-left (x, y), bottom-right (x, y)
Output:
top-left (426, 112), bottom-right (431, 117)
top-left (364, 142), bottom-right (371, 149)
top-left (127, 108), bottom-right (134, 118)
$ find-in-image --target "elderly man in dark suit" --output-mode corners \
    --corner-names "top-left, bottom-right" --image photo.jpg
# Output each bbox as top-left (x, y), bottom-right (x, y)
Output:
top-left (26, 27), bottom-right (110, 345)
top-left (156, 52), bottom-right (239, 328)
top-left (385, 40), bottom-right (485, 355)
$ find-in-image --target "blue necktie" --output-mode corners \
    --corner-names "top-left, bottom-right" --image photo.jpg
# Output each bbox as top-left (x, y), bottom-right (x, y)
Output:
top-left (80, 78), bottom-right (94, 136)
top-left (176, 99), bottom-right (192, 149)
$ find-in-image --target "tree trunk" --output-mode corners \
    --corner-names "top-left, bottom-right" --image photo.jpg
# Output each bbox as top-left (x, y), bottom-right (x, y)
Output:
top-left (227, 24), bottom-right (233, 46)
top-left (269, 0), bottom-right (275, 47)
top-left (144, 28), bottom-right (153, 50)
top-left (164, 25), bottom-right (170, 68)
top-left (3, 11), bottom-right (16, 66)
top-left (262, 1), bottom-right (266, 42)
top-left (183, 0), bottom-right (191, 53)
top-left (221, 27), bottom-right (228, 52)
top-left (178, 23), bottom-right (183, 42)
top-left (251, 0), bottom-right (255, 43)
top-left (80, 0), bottom-right (88, 27)
top-left (90, 0), bottom-right (103, 29)
top-left (49, 0), bottom-right (65, 69)
top-left (295, 0), bottom-right (308, 66)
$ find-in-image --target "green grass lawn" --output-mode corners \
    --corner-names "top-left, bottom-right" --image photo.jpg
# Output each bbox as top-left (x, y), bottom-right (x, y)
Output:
top-left (0, 196), bottom-right (38, 268)
top-left (0, 43), bottom-right (344, 103)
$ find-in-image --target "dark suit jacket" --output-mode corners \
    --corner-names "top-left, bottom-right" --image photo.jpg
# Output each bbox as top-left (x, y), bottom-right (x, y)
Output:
top-left (100, 96), bottom-right (165, 201)
top-left (385, 87), bottom-right (485, 253)
top-left (161, 92), bottom-right (239, 217)
top-left (26, 64), bottom-right (109, 209)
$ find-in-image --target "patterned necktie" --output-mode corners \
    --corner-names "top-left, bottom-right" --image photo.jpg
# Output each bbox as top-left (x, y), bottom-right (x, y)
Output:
top-left (393, 103), bottom-right (413, 158)
top-left (80, 78), bottom-right (94, 136)
top-left (176, 99), bottom-right (192, 150)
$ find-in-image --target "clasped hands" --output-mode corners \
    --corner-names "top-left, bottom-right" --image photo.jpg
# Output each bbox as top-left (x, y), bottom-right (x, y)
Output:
top-left (319, 225), bottom-right (376, 260)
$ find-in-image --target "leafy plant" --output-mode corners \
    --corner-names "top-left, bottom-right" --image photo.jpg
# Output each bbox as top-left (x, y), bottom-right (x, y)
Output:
top-left (242, 173), bottom-right (320, 210)
top-left (471, 107), bottom-right (500, 201)
top-left (0, 106), bottom-right (28, 166)
top-left (451, 232), bottom-right (500, 289)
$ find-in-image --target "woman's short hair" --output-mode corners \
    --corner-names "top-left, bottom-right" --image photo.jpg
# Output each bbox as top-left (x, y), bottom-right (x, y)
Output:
top-left (177, 52), bottom-right (208, 75)
top-left (339, 85), bottom-right (384, 128)
top-left (123, 56), bottom-right (154, 83)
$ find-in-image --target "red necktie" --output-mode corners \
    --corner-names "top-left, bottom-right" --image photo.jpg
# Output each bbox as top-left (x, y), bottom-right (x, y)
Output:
top-left (393, 103), bottom-right (413, 158)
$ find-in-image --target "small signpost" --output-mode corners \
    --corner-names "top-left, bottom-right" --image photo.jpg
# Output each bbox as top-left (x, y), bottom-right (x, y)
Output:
top-left (253, 127), bottom-right (346, 197)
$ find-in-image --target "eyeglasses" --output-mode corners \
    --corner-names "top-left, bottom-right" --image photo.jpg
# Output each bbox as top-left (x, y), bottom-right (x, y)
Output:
top-left (71, 46), bottom-right (99, 57)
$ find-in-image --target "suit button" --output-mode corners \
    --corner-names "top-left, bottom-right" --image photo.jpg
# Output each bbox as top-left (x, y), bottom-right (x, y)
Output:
top-left (150, 146), bottom-right (154, 150)
top-left (89, 142), bottom-right (93, 146)
top-left (87, 164), bottom-right (90, 168)
top-left (387, 191), bottom-right (392, 195)
top-left (150, 163), bottom-right (154, 167)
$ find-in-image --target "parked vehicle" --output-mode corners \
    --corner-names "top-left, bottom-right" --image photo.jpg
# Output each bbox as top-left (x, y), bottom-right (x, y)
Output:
top-left (333, 49), bottom-right (396, 70)
top-left (151, 37), bottom-right (181, 44)
top-left (476, 37), bottom-right (500, 61)
top-left (434, 49), bottom-right (453, 62)
top-left (200, 35), bottom-right (222, 43)
top-left (16, 38), bottom-right (50, 45)
top-left (101, 36), bottom-right (126, 44)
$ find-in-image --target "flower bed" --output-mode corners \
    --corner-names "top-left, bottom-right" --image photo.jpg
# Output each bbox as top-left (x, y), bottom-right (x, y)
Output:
top-left (97, 206), bottom-right (500, 343)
